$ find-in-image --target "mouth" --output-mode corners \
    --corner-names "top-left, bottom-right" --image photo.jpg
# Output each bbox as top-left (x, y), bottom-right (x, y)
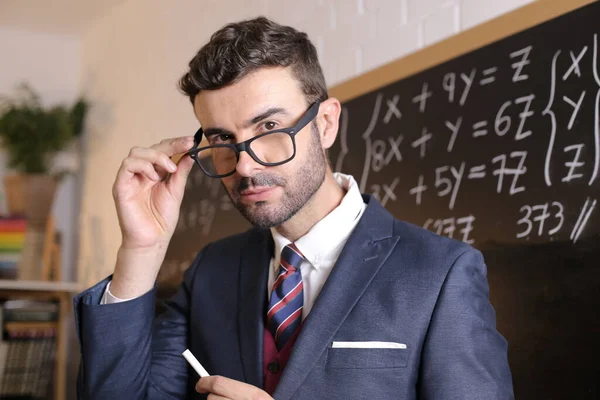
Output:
top-left (239, 186), bottom-right (277, 202)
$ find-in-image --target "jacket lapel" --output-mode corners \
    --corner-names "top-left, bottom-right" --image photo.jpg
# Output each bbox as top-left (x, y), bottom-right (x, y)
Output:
top-left (237, 228), bottom-right (272, 388)
top-left (273, 196), bottom-right (400, 400)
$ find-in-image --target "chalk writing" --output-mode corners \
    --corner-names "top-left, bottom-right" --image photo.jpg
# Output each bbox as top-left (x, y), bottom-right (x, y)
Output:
top-left (516, 201), bottom-right (564, 238)
top-left (510, 45), bottom-right (533, 82)
top-left (424, 215), bottom-right (475, 244)
top-left (570, 197), bottom-right (596, 243)
top-left (492, 151), bottom-right (528, 195)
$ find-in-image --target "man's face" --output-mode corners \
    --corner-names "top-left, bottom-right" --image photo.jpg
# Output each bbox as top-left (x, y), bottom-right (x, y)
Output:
top-left (193, 67), bottom-right (328, 228)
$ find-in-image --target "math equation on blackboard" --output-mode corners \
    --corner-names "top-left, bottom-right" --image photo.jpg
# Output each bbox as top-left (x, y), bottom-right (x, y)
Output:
top-left (335, 35), bottom-right (599, 246)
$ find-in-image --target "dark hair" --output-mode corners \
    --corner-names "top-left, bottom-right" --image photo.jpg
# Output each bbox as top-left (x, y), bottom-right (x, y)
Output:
top-left (178, 17), bottom-right (328, 106)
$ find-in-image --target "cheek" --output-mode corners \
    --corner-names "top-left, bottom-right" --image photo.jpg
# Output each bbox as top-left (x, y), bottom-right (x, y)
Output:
top-left (279, 150), bottom-right (306, 176)
top-left (293, 132), bottom-right (317, 162)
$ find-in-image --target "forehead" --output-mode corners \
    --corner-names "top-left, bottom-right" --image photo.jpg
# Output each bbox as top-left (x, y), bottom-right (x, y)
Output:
top-left (193, 67), bottom-right (306, 124)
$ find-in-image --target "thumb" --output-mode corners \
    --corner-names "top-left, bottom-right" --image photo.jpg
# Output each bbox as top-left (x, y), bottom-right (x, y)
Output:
top-left (167, 153), bottom-right (195, 198)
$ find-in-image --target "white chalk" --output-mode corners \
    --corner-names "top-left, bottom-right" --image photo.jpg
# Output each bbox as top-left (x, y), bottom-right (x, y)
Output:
top-left (182, 349), bottom-right (210, 378)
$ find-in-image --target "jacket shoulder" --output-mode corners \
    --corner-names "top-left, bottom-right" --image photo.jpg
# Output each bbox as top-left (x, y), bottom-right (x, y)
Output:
top-left (393, 218), bottom-right (474, 253)
top-left (389, 217), bottom-right (480, 276)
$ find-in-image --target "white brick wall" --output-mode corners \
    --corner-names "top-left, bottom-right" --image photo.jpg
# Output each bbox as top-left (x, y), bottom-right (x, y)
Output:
top-left (461, 0), bottom-right (534, 30)
top-left (78, 0), bottom-right (536, 286)
top-left (420, 1), bottom-right (461, 48)
top-left (261, 0), bottom-right (535, 85)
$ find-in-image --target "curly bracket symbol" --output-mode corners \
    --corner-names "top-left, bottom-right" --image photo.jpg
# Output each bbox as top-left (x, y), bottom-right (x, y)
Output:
top-left (542, 50), bottom-right (561, 187)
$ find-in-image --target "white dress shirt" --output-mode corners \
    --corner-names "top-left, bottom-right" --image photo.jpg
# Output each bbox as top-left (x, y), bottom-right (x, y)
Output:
top-left (102, 173), bottom-right (365, 307)
top-left (268, 173), bottom-right (365, 319)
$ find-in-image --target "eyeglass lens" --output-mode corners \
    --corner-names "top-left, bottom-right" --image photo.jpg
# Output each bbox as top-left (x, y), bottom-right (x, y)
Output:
top-left (197, 131), bottom-right (295, 176)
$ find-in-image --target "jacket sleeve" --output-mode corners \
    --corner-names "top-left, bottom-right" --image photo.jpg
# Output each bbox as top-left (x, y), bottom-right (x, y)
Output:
top-left (418, 249), bottom-right (514, 400)
top-left (74, 247), bottom-right (208, 399)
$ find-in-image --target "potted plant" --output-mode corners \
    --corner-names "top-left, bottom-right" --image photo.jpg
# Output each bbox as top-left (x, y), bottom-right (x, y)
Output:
top-left (0, 83), bottom-right (87, 222)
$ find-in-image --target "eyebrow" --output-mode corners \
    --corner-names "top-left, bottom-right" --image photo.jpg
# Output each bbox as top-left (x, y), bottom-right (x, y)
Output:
top-left (245, 107), bottom-right (288, 128)
top-left (203, 107), bottom-right (289, 138)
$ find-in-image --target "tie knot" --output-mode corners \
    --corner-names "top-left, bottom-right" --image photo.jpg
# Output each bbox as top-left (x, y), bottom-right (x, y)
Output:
top-left (281, 243), bottom-right (304, 271)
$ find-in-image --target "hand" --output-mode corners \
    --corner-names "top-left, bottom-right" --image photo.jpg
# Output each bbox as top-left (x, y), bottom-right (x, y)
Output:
top-left (110, 136), bottom-right (196, 298)
top-left (113, 136), bottom-right (195, 250)
top-left (196, 376), bottom-right (274, 400)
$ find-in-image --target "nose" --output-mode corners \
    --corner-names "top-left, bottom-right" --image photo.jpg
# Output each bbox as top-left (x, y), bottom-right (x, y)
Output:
top-left (235, 151), bottom-right (264, 177)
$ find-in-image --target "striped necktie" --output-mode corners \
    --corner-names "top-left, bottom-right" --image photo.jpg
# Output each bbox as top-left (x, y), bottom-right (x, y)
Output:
top-left (266, 243), bottom-right (304, 350)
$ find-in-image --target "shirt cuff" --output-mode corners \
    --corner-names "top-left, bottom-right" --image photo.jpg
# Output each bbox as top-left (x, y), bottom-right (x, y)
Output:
top-left (100, 281), bottom-right (137, 304)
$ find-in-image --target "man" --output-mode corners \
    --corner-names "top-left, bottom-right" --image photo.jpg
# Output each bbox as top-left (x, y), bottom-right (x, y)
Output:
top-left (75, 17), bottom-right (514, 399)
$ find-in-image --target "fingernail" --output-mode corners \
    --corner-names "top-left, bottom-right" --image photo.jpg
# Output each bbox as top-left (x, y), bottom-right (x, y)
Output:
top-left (168, 161), bottom-right (177, 171)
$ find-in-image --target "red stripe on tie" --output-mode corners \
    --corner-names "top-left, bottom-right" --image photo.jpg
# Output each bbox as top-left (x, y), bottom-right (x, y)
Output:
top-left (266, 281), bottom-right (303, 322)
top-left (271, 268), bottom-right (294, 292)
top-left (275, 307), bottom-right (303, 340)
top-left (280, 258), bottom-right (295, 271)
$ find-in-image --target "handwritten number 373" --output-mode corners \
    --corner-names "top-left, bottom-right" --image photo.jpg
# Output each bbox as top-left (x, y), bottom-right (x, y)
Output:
top-left (516, 202), bottom-right (564, 238)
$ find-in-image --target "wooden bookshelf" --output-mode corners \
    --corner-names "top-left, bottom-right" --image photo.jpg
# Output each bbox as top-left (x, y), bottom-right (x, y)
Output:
top-left (0, 288), bottom-right (72, 400)
top-left (0, 215), bottom-right (78, 400)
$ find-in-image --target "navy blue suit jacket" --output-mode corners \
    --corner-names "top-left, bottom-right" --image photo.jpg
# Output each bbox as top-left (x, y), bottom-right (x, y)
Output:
top-left (74, 195), bottom-right (513, 399)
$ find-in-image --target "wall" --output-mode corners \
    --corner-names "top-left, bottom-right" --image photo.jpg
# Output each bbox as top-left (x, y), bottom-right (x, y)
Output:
top-left (0, 27), bottom-right (80, 106)
top-left (78, 0), bottom-right (535, 287)
top-left (0, 26), bottom-right (81, 282)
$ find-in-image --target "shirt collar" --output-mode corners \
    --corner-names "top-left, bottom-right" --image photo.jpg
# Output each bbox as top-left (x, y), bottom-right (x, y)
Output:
top-left (271, 173), bottom-right (365, 269)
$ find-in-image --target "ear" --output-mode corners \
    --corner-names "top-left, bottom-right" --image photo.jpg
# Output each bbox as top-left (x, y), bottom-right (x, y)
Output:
top-left (315, 97), bottom-right (342, 150)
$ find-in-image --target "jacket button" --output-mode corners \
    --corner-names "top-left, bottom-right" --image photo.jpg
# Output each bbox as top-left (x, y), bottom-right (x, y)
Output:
top-left (268, 361), bottom-right (280, 373)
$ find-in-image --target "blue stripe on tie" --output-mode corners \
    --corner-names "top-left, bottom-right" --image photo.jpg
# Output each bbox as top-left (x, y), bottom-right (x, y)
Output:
top-left (276, 273), bottom-right (302, 297)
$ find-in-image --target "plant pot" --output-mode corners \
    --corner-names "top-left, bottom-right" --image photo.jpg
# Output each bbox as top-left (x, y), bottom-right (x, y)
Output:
top-left (3, 174), bottom-right (58, 223)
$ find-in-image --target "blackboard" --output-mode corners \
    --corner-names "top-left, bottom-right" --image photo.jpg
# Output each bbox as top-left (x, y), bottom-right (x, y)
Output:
top-left (162, 0), bottom-right (599, 397)
top-left (159, 168), bottom-right (249, 292)
top-left (329, 0), bottom-right (599, 398)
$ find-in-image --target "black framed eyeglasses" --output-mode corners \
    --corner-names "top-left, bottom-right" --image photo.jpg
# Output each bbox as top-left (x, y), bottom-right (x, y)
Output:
top-left (187, 100), bottom-right (321, 178)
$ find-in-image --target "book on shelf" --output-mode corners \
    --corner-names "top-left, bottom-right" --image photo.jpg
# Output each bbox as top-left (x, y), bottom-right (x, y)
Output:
top-left (0, 217), bottom-right (27, 280)
top-left (2, 300), bottom-right (59, 322)
top-left (0, 217), bottom-right (26, 232)
top-left (0, 299), bottom-right (58, 399)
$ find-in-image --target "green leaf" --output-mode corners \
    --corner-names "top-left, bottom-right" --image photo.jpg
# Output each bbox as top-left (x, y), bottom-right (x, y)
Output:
top-left (0, 83), bottom-right (88, 174)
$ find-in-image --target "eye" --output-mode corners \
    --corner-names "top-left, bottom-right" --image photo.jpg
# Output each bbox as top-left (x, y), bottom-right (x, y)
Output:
top-left (211, 133), bottom-right (233, 144)
top-left (263, 121), bottom-right (278, 131)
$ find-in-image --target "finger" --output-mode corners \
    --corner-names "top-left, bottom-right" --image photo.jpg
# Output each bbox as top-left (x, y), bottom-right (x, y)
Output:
top-left (117, 157), bottom-right (161, 183)
top-left (195, 376), bottom-right (238, 396)
top-left (207, 394), bottom-right (230, 400)
top-left (150, 136), bottom-right (196, 158)
top-left (166, 149), bottom-right (195, 196)
top-left (196, 376), bottom-right (268, 399)
top-left (128, 146), bottom-right (178, 176)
